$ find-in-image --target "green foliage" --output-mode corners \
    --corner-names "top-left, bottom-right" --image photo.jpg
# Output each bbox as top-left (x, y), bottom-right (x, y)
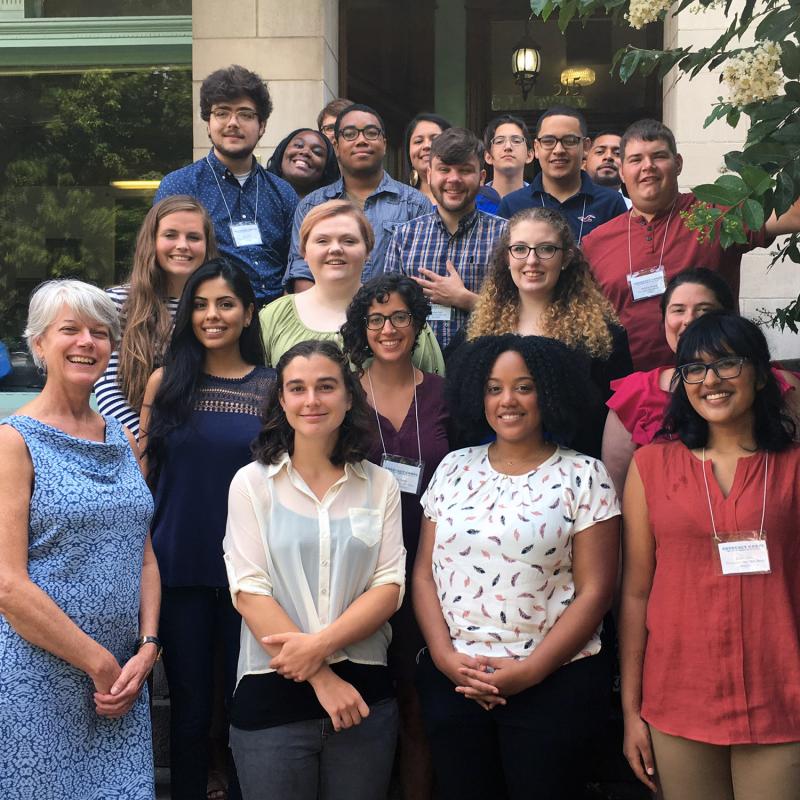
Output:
top-left (531, 0), bottom-right (800, 332)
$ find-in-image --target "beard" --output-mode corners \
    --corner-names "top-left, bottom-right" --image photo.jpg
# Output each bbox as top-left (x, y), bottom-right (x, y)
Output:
top-left (591, 169), bottom-right (622, 189)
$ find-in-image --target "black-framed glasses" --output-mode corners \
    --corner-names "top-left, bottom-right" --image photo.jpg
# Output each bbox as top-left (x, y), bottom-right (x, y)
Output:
top-left (491, 134), bottom-right (527, 147)
top-left (507, 243), bottom-right (565, 260)
top-left (535, 134), bottom-right (583, 150)
top-left (677, 356), bottom-right (748, 384)
top-left (339, 125), bottom-right (384, 142)
top-left (365, 311), bottom-right (413, 330)
top-left (210, 108), bottom-right (259, 123)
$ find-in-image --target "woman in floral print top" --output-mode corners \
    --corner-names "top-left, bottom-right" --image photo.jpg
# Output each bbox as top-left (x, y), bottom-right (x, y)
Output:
top-left (412, 334), bottom-right (620, 800)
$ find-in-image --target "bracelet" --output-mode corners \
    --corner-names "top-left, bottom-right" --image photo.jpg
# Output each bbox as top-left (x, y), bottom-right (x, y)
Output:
top-left (135, 635), bottom-right (163, 662)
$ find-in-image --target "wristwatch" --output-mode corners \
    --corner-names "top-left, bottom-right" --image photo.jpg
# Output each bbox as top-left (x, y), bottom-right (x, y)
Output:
top-left (135, 635), bottom-right (163, 662)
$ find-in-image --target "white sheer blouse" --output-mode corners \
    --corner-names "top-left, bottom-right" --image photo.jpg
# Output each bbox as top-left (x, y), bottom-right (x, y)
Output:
top-left (224, 453), bottom-right (406, 682)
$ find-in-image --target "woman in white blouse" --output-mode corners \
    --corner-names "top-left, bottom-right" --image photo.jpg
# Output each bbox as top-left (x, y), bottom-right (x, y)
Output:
top-left (223, 339), bottom-right (406, 800)
top-left (413, 334), bottom-right (620, 800)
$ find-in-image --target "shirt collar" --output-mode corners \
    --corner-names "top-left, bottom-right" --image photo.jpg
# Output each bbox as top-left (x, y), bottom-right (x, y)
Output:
top-left (205, 148), bottom-right (260, 178)
top-left (434, 206), bottom-right (479, 234)
top-left (531, 169), bottom-right (597, 200)
top-left (322, 169), bottom-right (399, 201)
top-left (264, 451), bottom-right (368, 482)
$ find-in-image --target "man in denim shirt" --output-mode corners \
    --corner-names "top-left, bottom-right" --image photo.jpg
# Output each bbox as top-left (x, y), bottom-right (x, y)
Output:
top-left (284, 104), bottom-right (432, 292)
top-left (155, 65), bottom-right (298, 306)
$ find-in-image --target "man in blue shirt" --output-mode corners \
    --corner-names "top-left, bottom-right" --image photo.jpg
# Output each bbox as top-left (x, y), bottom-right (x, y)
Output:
top-left (284, 104), bottom-right (432, 292)
top-left (498, 106), bottom-right (626, 244)
top-left (475, 114), bottom-right (533, 215)
top-left (384, 128), bottom-right (506, 348)
top-left (155, 65), bottom-right (298, 305)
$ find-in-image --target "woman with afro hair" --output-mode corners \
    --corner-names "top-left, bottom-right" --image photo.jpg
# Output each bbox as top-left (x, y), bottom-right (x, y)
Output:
top-left (413, 334), bottom-right (620, 800)
top-left (460, 206), bottom-right (632, 456)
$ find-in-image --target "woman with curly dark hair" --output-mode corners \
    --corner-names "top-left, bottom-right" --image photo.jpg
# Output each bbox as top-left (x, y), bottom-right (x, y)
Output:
top-left (223, 339), bottom-right (406, 800)
top-left (342, 273), bottom-right (449, 800)
top-left (413, 334), bottom-right (620, 800)
top-left (266, 128), bottom-right (339, 198)
top-left (621, 313), bottom-right (800, 799)
top-left (462, 206), bottom-right (632, 456)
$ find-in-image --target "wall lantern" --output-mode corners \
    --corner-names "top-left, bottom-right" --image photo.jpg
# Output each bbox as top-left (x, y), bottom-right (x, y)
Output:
top-left (511, 25), bottom-right (542, 101)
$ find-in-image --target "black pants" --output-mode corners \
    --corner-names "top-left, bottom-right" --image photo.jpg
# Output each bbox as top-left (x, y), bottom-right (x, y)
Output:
top-left (160, 586), bottom-right (242, 800)
top-left (416, 647), bottom-right (612, 800)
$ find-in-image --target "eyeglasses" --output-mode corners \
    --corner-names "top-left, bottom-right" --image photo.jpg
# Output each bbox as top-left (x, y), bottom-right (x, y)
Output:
top-left (320, 124), bottom-right (336, 135)
top-left (535, 135), bottom-right (584, 150)
top-left (365, 311), bottom-right (413, 330)
top-left (339, 125), bottom-right (384, 142)
top-left (491, 135), bottom-right (527, 147)
top-left (677, 356), bottom-right (748, 384)
top-left (507, 243), bottom-right (565, 260)
top-left (210, 108), bottom-right (259, 123)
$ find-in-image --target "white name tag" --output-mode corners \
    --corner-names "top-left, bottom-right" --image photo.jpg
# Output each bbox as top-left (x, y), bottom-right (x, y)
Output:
top-left (627, 265), bottom-right (666, 302)
top-left (230, 222), bottom-right (263, 247)
top-left (717, 537), bottom-right (771, 575)
top-left (381, 454), bottom-right (424, 494)
top-left (427, 303), bottom-right (452, 322)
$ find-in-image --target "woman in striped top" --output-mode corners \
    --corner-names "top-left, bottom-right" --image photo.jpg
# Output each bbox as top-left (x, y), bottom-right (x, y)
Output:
top-left (94, 195), bottom-right (219, 436)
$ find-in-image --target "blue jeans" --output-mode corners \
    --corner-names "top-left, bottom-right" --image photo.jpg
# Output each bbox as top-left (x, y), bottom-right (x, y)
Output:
top-left (230, 697), bottom-right (398, 800)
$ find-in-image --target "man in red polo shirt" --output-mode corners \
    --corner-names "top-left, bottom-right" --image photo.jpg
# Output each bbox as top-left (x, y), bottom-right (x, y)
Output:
top-left (582, 119), bottom-right (800, 371)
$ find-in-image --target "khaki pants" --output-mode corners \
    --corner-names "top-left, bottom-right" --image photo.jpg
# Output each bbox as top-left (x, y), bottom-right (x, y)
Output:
top-left (649, 725), bottom-right (800, 800)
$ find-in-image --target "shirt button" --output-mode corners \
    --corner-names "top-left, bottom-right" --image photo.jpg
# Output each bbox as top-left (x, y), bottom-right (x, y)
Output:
top-left (647, 225), bottom-right (653, 231)
top-left (646, 236), bottom-right (653, 241)
top-left (321, 588), bottom-right (328, 596)
top-left (241, 214), bottom-right (246, 219)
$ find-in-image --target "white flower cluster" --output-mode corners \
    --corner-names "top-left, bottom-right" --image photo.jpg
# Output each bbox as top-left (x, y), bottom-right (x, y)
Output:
top-left (626, 0), bottom-right (673, 29)
top-left (688, 0), bottom-right (725, 14)
top-left (722, 41), bottom-right (784, 107)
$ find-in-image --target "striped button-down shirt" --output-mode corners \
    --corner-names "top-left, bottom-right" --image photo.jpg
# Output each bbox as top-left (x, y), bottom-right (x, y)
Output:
top-left (383, 209), bottom-right (506, 348)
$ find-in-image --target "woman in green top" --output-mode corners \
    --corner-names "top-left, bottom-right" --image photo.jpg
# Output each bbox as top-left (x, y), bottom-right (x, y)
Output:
top-left (260, 200), bottom-right (445, 374)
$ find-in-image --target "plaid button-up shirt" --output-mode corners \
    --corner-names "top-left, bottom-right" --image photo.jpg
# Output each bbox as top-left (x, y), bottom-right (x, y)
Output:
top-left (383, 208), bottom-right (506, 348)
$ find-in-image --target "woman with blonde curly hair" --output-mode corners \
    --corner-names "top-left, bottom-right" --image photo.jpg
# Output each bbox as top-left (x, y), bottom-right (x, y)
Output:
top-left (95, 195), bottom-right (219, 437)
top-left (461, 206), bottom-right (632, 456)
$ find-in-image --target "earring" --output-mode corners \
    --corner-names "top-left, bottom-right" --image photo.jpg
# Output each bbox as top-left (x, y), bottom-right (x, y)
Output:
top-left (409, 169), bottom-right (419, 188)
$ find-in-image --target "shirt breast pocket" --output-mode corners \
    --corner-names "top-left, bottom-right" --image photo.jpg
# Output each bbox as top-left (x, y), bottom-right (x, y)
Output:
top-left (348, 508), bottom-right (383, 547)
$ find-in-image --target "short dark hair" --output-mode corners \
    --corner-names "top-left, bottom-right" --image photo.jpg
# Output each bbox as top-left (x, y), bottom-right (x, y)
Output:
top-left (265, 128), bottom-right (339, 190)
top-left (535, 106), bottom-right (588, 138)
top-left (251, 340), bottom-right (374, 466)
top-left (660, 268), bottom-right (736, 320)
top-left (620, 119), bottom-right (678, 159)
top-left (430, 127), bottom-right (485, 166)
top-left (334, 103), bottom-right (386, 139)
top-left (590, 130), bottom-right (623, 142)
top-left (403, 112), bottom-right (452, 173)
top-left (484, 114), bottom-right (532, 149)
top-left (340, 274), bottom-right (431, 372)
top-left (446, 334), bottom-right (590, 447)
top-left (663, 312), bottom-right (794, 451)
top-left (317, 98), bottom-right (354, 130)
top-left (199, 65), bottom-right (272, 122)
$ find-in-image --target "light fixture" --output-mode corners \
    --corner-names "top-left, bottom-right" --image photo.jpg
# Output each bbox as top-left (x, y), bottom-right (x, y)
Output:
top-left (511, 22), bottom-right (542, 101)
top-left (560, 67), bottom-right (596, 89)
top-left (110, 180), bottom-right (162, 191)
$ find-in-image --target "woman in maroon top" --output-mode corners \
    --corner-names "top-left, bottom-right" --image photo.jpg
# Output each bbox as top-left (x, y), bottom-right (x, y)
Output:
top-left (621, 313), bottom-right (800, 799)
top-left (342, 273), bottom-right (449, 800)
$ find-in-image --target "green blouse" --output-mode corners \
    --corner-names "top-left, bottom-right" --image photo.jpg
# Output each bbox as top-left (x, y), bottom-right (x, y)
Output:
top-left (258, 295), bottom-right (445, 375)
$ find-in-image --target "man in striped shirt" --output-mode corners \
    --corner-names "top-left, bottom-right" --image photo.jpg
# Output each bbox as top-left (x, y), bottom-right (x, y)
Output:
top-left (384, 128), bottom-right (506, 348)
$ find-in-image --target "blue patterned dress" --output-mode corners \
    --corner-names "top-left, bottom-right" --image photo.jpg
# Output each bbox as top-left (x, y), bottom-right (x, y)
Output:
top-left (0, 415), bottom-right (155, 800)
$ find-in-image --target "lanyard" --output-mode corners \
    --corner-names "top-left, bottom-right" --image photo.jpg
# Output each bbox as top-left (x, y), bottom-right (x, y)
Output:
top-left (206, 156), bottom-right (259, 227)
top-left (541, 194), bottom-right (587, 244)
top-left (701, 449), bottom-right (769, 541)
top-left (366, 365), bottom-right (422, 464)
top-left (627, 199), bottom-right (676, 278)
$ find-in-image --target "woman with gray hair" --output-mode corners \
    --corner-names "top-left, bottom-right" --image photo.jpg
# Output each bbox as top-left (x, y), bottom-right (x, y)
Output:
top-left (0, 279), bottom-right (160, 798)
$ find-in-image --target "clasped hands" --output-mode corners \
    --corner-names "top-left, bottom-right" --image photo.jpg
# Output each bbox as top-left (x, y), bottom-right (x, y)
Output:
top-left (92, 646), bottom-right (158, 719)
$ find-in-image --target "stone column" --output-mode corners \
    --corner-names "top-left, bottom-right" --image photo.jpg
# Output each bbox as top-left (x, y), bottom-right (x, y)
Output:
top-left (662, 3), bottom-right (800, 358)
top-left (192, 0), bottom-right (339, 165)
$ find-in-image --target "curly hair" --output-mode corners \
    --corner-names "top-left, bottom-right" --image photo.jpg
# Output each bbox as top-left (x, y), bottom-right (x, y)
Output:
top-left (662, 312), bottom-right (794, 451)
top-left (446, 334), bottom-right (589, 447)
top-left (340, 274), bottom-right (431, 372)
top-left (467, 207), bottom-right (618, 358)
top-left (199, 65), bottom-right (272, 122)
top-left (251, 340), bottom-right (374, 466)
top-left (118, 195), bottom-right (219, 412)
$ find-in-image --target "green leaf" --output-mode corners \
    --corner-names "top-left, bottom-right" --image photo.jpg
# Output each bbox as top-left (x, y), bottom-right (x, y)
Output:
top-left (529, 0), bottom-right (550, 15)
top-left (719, 230), bottom-right (734, 249)
top-left (693, 182), bottom-right (747, 206)
top-left (775, 172), bottom-right (797, 216)
top-left (725, 108), bottom-right (741, 128)
top-left (618, 50), bottom-right (643, 83)
top-left (740, 164), bottom-right (774, 195)
top-left (785, 82), bottom-right (800, 101)
top-left (755, 9), bottom-right (797, 40)
top-left (704, 102), bottom-right (729, 128)
top-left (717, 174), bottom-right (749, 197)
top-left (742, 198), bottom-right (765, 231)
top-left (782, 41), bottom-right (800, 79)
top-left (557, 0), bottom-right (578, 32)
top-left (743, 142), bottom-right (792, 165)
top-left (772, 122), bottom-right (800, 143)
top-left (724, 151), bottom-right (748, 174)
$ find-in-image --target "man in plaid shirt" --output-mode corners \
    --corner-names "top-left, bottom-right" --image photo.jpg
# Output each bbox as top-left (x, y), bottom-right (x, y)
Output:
top-left (383, 128), bottom-right (506, 348)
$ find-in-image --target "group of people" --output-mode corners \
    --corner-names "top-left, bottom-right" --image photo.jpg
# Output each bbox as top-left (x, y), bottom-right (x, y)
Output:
top-left (1, 60), bottom-right (800, 800)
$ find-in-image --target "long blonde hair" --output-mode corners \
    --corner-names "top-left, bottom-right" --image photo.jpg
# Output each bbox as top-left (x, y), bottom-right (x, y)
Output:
top-left (467, 207), bottom-right (617, 358)
top-left (117, 195), bottom-right (219, 411)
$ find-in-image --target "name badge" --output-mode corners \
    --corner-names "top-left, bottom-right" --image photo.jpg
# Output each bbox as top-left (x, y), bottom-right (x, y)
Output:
top-left (715, 533), bottom-right (771, 576)
top-left (627, 265), bottom-right (666, 302)
top-left (427, 303), bottom-right (452, 322)
top-left (381, 454), bottom-right (424, 494)
top-left (230, 222), bottom-right (263, 247)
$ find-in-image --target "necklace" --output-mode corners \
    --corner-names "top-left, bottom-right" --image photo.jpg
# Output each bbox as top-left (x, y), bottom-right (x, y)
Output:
top-left (489, 442), bottom-right (555, 470)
